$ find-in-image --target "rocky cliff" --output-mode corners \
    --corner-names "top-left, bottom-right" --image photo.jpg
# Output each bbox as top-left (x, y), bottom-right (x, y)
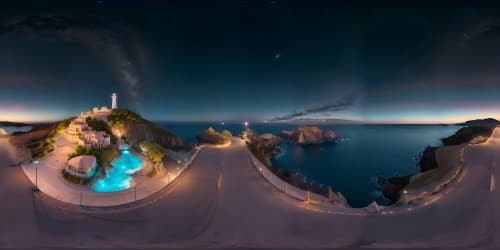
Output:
top-left (459, 118), bottom-right (500, 127)
top-left (280, 125), bottom-right (338, 144)
top-left (248, 131), bottom-right (282, 158)
top-left (113, 120), bottom-right (184, 149)
top-left (107, 109), bottom-right (185, 149)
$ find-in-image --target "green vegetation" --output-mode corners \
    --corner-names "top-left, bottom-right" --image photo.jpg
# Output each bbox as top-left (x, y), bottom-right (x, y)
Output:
top-left (98, 147), bottom-right (119, 167)
top-left (54, 118), bottom-right (72, 135)
top-left (85, 117), bottom-right (117, 145)
top-left (196, 127), bottom-right (230, 145)
top-left (61, 169), bottom-right (82, 184)
top-left (107, 109), bottom-right (144, 127)
top-left (68, 145), bottom-right (118, 169)
top-left (64, 145), bottom-right (118, 185)
top-left (246, 141), bottom-right (271, 168)
top-left (221, 129), bottom-right (232, 138)
top-left (138, 140), bottom-right (165, 164)
top-left (25, 119), bottom-right (69, 159)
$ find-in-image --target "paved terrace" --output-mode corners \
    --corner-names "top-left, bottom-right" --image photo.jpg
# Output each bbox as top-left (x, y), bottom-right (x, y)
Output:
top-left (1, 132), bottom-right (500, 249)
top-left (20, 135), bottom-right (200, 207)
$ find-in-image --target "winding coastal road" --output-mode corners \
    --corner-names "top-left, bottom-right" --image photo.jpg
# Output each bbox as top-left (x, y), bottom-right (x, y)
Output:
top-left (1, 134), bottom-right (500, 249)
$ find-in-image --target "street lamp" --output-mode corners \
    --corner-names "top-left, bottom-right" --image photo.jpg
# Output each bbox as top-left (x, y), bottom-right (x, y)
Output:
top-left (244, 121), bottom-right (249, 139)
top-left (33, 160), bottom-right (39, 192)
top-left (403, 189), bottom-right (409, 204)
top-left (177, 160), bottom-right (181, 170)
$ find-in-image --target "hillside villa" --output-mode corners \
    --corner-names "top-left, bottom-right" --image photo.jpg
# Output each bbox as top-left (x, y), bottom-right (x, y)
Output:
top-left (65, 111), bottom-right (111, 149)
top-left (65, 94), bottom-right (118, 150)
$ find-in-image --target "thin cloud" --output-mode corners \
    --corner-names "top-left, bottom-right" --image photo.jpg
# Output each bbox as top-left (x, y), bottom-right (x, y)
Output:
top-left (275, 95), bottom-right (358, 120)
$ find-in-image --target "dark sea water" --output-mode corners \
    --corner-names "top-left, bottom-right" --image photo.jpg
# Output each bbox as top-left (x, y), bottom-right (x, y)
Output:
top-left (0, 126), bottom-right (32, 134)
top-left (159, 122), bottom-right (461, 208)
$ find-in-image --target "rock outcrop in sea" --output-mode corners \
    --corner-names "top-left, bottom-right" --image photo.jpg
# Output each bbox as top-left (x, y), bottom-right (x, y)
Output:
top-left (280, 125), bottom-right (338, 145)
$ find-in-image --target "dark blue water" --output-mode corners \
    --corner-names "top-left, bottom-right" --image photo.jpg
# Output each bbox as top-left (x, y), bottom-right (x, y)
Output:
top-left (159, 122), bottom-right (460, 207)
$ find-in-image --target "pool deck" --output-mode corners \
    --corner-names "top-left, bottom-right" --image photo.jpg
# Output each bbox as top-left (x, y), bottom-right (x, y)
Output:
top-left (20, 134), bottom-right (201, 207)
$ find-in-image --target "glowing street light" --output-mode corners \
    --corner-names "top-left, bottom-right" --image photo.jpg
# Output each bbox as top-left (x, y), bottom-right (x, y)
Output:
top-left (403, 189), bottom-right (409, 204)
top-left (177, 160), bottom-right (181, 170)
top-left (33, 160), bottom-right (39, 192)
top-left (243, 121), bottom-right (249, 140)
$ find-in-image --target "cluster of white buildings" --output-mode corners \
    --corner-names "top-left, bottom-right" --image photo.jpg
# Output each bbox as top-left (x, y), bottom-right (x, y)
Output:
top-left (65, 93), bottom-right (118, 149)
top-left (65, 112), bottom-right (111, 149)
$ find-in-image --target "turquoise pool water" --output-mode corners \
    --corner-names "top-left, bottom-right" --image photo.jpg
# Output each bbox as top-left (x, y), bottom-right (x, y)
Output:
top-left (93, 149), bottom-right (143, 192)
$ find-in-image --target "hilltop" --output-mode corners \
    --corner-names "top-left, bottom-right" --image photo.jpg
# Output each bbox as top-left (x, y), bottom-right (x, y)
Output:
top-left (458, 118), bottom-right (500, 127)
top-left (107, 109), bottom-right (185, 149)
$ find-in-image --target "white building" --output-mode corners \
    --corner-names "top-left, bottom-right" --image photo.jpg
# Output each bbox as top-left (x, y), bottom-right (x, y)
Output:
top-left (65, 155), bottom-right (97, 178)
top-left (65, 113), bottom-right (111, 149)
top-left (65, 93), bottom-right (117, 149)
top-left (92, 106), bottom-right (110, 114)
top-left (80, 130), bottom-right (111, 148)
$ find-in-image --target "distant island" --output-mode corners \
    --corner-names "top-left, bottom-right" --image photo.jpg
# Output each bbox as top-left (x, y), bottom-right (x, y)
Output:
top-left (0, 121), bottom-right (31, 127)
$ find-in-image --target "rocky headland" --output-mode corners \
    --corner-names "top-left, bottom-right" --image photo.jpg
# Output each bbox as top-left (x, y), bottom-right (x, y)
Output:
top-left (280, 125), bottom-right (339, 145)
top-left (108, 109), bottom-right (185, 149)
top-left (382, 118), bottom-right (499, 205)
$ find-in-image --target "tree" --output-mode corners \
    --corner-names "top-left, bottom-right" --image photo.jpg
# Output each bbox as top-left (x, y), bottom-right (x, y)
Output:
top-left (138, 141), bottom-right (165, 164)
top-left (221, 130), bottom-right (232, 138)
top-left (85, 117), bottom-right (117, 145)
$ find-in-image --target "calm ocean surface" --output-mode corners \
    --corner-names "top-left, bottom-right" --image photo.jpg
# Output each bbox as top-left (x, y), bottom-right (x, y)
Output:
top-left (159, 122), bottom-right (461, 207)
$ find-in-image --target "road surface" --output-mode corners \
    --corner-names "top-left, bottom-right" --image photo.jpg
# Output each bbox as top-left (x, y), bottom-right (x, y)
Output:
top-left (1, 135), bottom-right (500, 249)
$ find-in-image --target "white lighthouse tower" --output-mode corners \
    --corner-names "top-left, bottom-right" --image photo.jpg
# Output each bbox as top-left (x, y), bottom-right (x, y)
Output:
top-left (111, 93), bottom-right (117, 109)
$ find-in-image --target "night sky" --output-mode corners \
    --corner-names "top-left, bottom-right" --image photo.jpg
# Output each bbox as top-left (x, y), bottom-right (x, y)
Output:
top-left (1, 1), bottom-right (500, 123)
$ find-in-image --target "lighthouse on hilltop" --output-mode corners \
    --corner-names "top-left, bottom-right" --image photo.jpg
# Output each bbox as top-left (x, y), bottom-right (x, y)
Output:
top-left (111, 93), bottom-right (117, 109)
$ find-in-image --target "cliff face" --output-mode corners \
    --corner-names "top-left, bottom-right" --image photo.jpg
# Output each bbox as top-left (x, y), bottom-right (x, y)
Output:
top-left (382, 175), bottom-right (412, 204)
top-left (249, 132), bottom-right (281, 157)
top-left (460, 118), bottom-right (499, 127)
top-left (115, 120), bottom-right (184, 149)
top-left (280, 125), bottom-right (338, 144)
top-left (441, 126), bottom-right (495, 146)
top-left (419, 146), bottom-right (438, 172)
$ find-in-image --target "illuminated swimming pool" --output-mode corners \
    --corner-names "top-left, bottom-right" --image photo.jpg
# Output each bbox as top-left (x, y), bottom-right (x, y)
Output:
top-left (93, 149), bottom-right (143, 192)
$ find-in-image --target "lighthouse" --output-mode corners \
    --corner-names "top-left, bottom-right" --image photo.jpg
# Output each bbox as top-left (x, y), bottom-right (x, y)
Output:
top-left (111, 93), bottom-right (117, 109)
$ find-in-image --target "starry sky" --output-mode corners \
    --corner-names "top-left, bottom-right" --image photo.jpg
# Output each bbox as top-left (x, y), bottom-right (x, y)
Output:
top-left (1, 0), bottom-right (500, 123)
